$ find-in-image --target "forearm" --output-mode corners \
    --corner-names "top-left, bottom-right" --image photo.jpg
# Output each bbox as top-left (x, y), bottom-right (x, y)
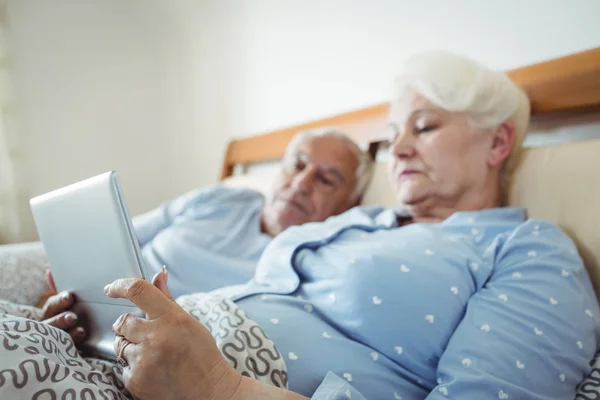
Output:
top-left (202, 360), bottom-right (307, 400)
top-left (230, 377), bottom-right (308, 400)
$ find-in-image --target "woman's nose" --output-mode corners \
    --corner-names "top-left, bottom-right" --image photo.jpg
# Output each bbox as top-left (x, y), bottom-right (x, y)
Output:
top-left (390, 131), bottom-right (416, 159)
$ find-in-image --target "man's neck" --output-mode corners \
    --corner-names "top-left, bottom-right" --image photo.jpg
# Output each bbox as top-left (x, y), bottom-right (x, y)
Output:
top-left (259, 213), bottom-right (278, 237)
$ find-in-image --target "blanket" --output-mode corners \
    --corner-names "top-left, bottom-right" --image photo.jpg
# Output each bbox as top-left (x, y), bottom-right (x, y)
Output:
top-left (0, 293), bottom-right (287, 399)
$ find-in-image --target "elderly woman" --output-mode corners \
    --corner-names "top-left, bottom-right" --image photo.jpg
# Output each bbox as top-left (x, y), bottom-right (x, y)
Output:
top-left (3, 52), bottom-right (598, 399)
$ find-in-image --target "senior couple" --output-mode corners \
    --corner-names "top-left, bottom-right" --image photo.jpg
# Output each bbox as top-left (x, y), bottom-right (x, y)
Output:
top-left (2, 51), bottom-right (599, 400)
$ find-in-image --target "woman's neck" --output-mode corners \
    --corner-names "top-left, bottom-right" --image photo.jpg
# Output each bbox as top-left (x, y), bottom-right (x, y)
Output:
top-left (402, 181), bottom-right (502, 224)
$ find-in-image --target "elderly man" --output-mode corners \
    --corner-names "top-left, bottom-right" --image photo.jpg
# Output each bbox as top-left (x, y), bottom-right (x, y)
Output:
top-left (0, 128), bottom-right (372, 359)
top-left (132, 128), bottom-right (373, 297)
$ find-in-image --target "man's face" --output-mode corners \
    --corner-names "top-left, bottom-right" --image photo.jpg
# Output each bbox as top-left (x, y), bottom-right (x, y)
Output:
top-left (263, 135), bottom-right (360, 233)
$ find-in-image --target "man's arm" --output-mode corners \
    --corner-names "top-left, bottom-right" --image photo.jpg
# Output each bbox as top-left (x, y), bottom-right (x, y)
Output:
top-left (133, 187), bottom-right (217, 246)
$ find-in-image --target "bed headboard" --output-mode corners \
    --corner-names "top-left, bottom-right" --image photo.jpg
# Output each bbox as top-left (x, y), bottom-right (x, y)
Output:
top-left (220, 47), bottom-right (600, 179)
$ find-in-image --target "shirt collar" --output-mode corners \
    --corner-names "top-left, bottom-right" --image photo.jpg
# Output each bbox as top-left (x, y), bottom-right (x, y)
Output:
top-left (381, 206), bottom-right (526, 227)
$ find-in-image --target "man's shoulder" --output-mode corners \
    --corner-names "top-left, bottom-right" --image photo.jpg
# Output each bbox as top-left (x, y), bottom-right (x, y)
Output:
top-left (177, 185), bottom-right (265, 209)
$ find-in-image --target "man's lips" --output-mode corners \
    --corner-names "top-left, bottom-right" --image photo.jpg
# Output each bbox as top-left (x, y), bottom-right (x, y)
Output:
top-left (279, 196), bottom-right (309, 214)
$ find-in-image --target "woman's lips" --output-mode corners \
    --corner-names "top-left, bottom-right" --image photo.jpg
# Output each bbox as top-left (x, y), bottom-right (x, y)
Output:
top-left (398, 169), bottom-right (422, 180)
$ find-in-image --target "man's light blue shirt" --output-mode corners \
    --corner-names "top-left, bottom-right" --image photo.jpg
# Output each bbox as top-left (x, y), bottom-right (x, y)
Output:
top-left (133, 186), bottom-right (271, 298)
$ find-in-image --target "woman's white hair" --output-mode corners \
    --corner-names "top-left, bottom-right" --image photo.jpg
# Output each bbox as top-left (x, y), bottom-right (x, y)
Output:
top-left (285, 128), bottom-right (374, 202)
top-left (393, 51), bottom-right (531, 194)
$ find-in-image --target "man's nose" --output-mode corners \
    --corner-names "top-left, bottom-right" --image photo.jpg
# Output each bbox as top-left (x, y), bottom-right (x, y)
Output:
top-left (291, 167), bottom-right (316, 194)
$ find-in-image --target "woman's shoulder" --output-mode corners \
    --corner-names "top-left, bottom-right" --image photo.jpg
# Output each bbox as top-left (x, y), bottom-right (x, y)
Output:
top-left (493, 217), bottom-right (583, 276)
top-left (505, 217), bottom-right (576, 248)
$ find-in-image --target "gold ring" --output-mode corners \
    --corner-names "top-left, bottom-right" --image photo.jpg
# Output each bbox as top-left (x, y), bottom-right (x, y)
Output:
top-left (116, 337), bottom-right (132, 367)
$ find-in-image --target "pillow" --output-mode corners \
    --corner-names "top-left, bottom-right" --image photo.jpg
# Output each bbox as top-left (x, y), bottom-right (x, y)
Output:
top-left (221, 173), bottom-right (274, 199)
top-left (508, 138), bottom-right (600, 302)
top-left (0, 242), bottom-right (50, 306)
top-left (361, 162), bottom-right (396, 207)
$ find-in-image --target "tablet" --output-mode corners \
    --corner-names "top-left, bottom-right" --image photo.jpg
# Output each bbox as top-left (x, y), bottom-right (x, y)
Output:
top-left (30, 171), bottom-right (149, 359)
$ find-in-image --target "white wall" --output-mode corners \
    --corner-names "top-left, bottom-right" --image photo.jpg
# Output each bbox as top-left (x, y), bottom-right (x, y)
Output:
top-left (5, 0), bottom-right (600, 241)
top-left (177, 0), bottom-right (600, 186)
top-left (7, 0), bottom-right (190, 240)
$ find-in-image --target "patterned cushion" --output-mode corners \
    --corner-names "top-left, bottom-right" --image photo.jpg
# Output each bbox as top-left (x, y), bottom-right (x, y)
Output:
top-left (576, 352), bottom-right (600, 399)
top-left (0, 242), bottom-right (50, 306)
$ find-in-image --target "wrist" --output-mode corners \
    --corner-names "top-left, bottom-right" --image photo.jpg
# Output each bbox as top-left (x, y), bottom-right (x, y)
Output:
top-left (204, 360), bottom-right (242, 400)
top-left (226, 376), bottom-right (309, 400)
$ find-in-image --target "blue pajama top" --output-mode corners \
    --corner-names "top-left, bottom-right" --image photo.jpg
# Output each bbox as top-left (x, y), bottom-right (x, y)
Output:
top-left (214, 206), bottom-right (600, 399)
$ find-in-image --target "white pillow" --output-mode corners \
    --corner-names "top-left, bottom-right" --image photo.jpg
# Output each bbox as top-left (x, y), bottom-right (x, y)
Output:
top-left (221, 174), bottom-right (275, 199)
top-left (0, 242), bottom-right (50, 306)
top-left (362, 162), bottom-right (396, 207)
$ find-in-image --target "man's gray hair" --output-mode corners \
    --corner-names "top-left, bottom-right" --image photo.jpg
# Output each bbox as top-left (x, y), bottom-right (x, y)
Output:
top-left (285, 128), bottom-right (374, 202)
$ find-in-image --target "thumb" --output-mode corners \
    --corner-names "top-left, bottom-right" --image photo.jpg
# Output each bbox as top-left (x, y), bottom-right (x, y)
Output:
top-left (151, 266), bottom-right (174, 301)
top-left (46, 269), bottom-right (58, 294)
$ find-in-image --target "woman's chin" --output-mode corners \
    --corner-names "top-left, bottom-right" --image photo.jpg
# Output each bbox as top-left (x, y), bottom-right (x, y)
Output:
top-left (395, 188), bottom-right (428, 207)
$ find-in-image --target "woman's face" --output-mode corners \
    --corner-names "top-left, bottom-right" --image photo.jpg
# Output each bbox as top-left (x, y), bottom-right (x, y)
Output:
top-left (387, 92), bottom-right (504, 213)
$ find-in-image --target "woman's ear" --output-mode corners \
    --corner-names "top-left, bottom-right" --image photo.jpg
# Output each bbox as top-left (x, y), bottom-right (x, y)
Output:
top-left (487, 121), bottom-right (515, 168)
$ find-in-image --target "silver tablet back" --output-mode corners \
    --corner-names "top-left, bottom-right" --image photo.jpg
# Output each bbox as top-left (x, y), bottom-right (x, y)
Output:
top-left (30, 171), bottom-right (148, 359)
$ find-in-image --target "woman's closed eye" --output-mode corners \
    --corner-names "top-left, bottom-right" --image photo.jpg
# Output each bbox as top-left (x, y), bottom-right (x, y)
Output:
top-left (416, 124), bottom-right (437, 134)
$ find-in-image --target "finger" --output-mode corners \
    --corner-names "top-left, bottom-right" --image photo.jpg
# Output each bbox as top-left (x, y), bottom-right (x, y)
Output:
top-left (114, 336), bottom-right (141, 365)
top-left (104, 278), bottom-right (175, 320)
top-left (44, 311), bottom-right (78, 330)
top-left (68, 326), bottom-right (86, 344)
top-left (36, 289), bottom-right (55, 309)
top-left (151, 266), bottom-right (174, 301)
top-left (121, 340), bottom-right (140, 367)
top-left (46, 270), bottom-right (58, 294)
top-left (42, 290), bottom-right (74, 319)
top-left (112, 313), bottom-right (152, 344)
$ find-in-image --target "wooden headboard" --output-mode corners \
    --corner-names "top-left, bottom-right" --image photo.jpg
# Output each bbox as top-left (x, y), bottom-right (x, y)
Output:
top-left (220, 47), bottom-right (600, 179)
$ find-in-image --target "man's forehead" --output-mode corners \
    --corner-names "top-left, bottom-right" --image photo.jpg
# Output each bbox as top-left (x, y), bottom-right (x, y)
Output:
top-left (288, 136), bottom-right (357, 168)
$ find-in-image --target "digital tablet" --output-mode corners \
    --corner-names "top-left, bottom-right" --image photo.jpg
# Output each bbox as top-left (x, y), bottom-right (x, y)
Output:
top-left (30, 171), bottom-right (149, 359)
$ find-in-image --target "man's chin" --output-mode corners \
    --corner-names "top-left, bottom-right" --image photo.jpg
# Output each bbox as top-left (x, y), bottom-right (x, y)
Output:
top-left (276, 210), bottom-right (310, 231)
